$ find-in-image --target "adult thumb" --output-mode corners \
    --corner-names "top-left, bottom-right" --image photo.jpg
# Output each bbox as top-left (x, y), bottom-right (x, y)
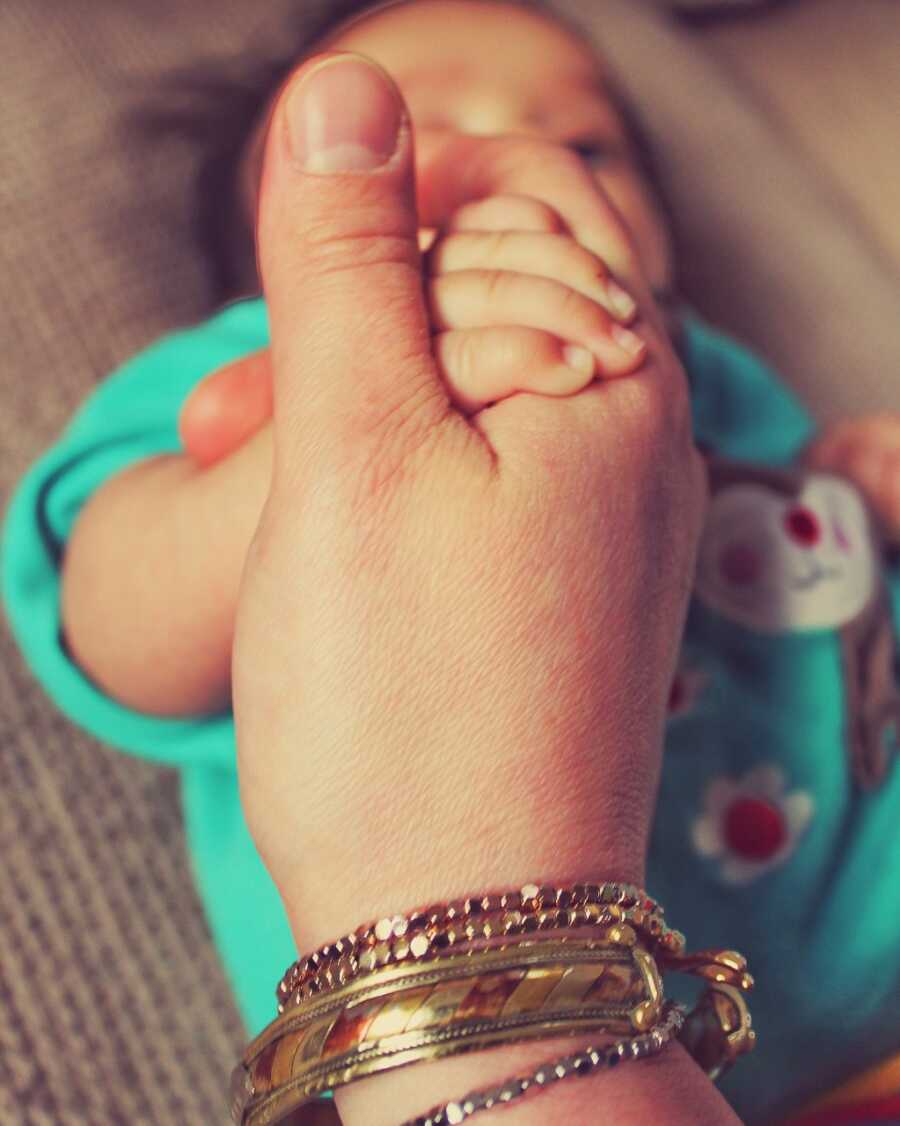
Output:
top-left (256, 52), bottom-right (446, 471)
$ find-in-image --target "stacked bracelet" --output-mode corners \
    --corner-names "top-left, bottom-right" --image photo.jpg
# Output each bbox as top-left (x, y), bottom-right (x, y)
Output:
top-left (400, 1000), bottom-right (687, 1126)
top-left (231, 881), bottom-right (755, 1126)
top-left (275, 882), bottom-right (678, 1011)
top-left (234, 937), bottom-right (664, 1124)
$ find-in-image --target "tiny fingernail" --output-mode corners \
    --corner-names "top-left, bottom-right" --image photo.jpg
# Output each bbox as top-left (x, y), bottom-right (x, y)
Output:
top-left (563, 344), bottom-right (595, 376)
top-left (611, 324), bottom-right (647, 358)
top-left (606, 280), bottom-right (638, 321)
top-left (285, 54), bottom-right (403, 173)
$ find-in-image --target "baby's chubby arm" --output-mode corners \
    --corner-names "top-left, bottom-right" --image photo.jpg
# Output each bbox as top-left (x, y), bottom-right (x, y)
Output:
top-left (60, 417), bottom-right (272, 716)
top-left (61, 204), bottom-right (646, 716)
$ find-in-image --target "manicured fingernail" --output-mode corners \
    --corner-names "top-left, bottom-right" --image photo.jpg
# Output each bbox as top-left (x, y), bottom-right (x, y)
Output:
top-left (606, 280), bottom-right (638, 322)
top-left (563, 344), bottom-right (595, 376)
top-left (285, 54), bottom-right (403, 173)
top-left (611, 324), bottom-right (647, 359)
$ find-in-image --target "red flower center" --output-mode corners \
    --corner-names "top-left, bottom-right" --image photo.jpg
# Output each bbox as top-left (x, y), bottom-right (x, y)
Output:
top-left (723, 797), bottom-right (787, 861)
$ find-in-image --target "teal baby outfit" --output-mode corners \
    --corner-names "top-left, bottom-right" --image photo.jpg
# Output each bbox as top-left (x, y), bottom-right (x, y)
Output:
top-left (3, 296), bottom-right (899, 1123)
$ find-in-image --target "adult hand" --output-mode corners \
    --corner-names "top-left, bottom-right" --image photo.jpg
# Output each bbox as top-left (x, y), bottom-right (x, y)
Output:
top-left (232, 50), bottom-right (714, 1124)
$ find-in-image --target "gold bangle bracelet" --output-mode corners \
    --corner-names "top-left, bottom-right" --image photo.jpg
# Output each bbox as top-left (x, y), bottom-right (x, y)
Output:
top-left (276, 881), bottom-right (675, 1010)
top-left (233, 939), bottom-right (663, 1125)
top-left (232, 881), bottom-right (755, 1125)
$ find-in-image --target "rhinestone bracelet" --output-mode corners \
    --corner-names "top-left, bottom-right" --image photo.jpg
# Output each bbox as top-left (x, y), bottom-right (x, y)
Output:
top-left (398, 1001), bottom-right (686, 1126)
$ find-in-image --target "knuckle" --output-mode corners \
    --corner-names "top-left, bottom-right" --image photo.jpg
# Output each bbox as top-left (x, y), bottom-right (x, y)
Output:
top-left (516, 198), bottom-right (565, 233)
top-left (483, 268), bottom-right (511, 305)
top-left (454, 331), bottom-right (479, 387)
top-left (570, 241), bottom-right (609, 282)
top-left (543, 233), bottom-right (608, 289)
top-left (500, 326), bottom-right (541, 371)
top-left (484, 229), bottom-right (513, 262)
top-left (491, 192), bottom-right (565, 233)
top-left (558, 282), bottom-right (596, 326)
top-left (301, 217), bottom-right (421, 280)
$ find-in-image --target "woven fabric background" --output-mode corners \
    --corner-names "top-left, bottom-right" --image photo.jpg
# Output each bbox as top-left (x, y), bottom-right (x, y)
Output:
top-left (2, 2), bottom-right (899, 1123)
top-left (0, 4), bottom-right (315, 1122)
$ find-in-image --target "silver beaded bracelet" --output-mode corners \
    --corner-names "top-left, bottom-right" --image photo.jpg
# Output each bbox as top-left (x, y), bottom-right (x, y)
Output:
top-left (398, 1002), bottom-right (686, 1126)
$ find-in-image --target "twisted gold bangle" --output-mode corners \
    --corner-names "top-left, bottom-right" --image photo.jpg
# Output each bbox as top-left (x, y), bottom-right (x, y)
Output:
top-left (234, 938), bottom-right (663, 1125)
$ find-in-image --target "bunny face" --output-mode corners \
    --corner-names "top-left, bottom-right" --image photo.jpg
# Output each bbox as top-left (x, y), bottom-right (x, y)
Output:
top-left (695, 473), bottom-right (878, 633)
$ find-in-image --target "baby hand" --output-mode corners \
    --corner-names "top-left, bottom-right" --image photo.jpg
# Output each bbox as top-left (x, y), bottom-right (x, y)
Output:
top-left (805, 413), bottom-right (900, 540)
top-left (180, 194), bottom-right (645, 466)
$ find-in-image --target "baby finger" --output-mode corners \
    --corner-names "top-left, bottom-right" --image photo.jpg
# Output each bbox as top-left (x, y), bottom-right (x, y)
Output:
top-left (426, 230), bottom-right (637, 324)
top-left (445, 193), bottom-right (567, 235)
top-left (428, 268), bottom-right (647, 377)
top-left (434, 324), bottom-right (596, 415)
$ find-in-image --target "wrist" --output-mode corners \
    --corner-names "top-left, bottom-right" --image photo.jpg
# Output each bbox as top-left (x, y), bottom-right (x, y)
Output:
top-left (274, 723), bottom-right (659, 955)
top-left (283, 853), bottom-right (647, 961)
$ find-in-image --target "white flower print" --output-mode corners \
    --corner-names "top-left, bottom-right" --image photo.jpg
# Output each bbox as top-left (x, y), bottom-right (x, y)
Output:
top-left (692, 766), bottom-right (814, 885)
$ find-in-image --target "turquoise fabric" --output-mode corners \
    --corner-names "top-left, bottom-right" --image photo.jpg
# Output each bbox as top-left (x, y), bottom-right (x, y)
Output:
top-left (660, 318), bottom-right (900, 1114)
top-left (3, 296), bottom-right (898, 1122)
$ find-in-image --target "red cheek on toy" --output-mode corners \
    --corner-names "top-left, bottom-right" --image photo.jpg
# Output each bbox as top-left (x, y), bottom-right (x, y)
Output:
top-left (719, 542), bottom-right (764, 587)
